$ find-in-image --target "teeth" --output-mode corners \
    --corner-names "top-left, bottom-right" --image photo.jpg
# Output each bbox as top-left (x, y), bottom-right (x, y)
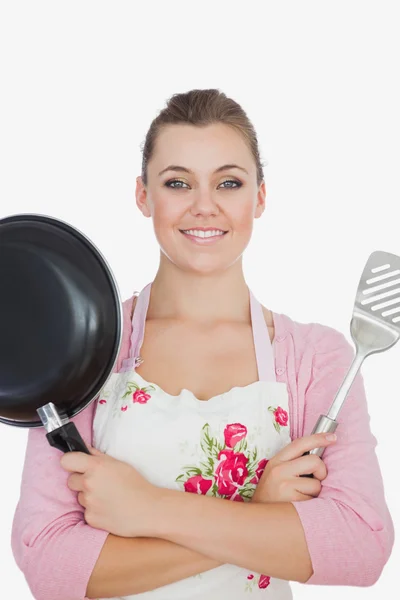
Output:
top-left (183, 229), bottom-right (225, 238)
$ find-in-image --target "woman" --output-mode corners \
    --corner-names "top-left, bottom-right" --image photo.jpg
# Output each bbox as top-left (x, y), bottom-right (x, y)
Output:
top-left (11, 89), bottom-right (394, 600)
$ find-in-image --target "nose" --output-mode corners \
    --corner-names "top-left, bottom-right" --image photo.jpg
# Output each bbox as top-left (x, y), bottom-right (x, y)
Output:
top-left (189, 188), bottom-right (220, 217)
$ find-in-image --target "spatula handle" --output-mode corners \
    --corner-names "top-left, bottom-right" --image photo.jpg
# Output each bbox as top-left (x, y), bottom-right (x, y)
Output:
top-left (299, 414), bottom-right (338, 478)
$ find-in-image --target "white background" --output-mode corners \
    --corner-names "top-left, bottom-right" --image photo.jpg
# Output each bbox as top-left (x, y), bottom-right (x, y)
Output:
top-left (0, 1), bottom-right (399, 599)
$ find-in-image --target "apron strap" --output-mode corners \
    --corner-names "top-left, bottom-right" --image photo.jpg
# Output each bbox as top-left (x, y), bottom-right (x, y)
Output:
top-left (120, 283), bottom-right (151, 371)
top-left (249, 290), bottom-right (276, 383)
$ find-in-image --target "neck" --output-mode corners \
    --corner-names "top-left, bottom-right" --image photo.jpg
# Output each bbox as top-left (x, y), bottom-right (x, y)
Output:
top-left (148, 254), bottom-right (251, 324)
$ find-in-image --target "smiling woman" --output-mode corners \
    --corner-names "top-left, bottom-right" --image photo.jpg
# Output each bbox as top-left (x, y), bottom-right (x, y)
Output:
top-left (135, 101), bottom-right (267, 276)
top-left (11, 88), bottom-right (394, 600)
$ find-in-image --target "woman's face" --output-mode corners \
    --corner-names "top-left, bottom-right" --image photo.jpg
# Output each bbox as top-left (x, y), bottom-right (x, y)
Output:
top-left (136, 122), bottom-right (266, 275)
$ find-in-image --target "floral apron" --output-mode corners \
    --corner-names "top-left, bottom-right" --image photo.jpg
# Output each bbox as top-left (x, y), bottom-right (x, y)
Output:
top-left (93, 283), bottom-right (293, 599)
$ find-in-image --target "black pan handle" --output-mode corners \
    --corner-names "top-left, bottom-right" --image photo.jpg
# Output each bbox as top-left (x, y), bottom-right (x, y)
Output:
top-left (37, 403), bottom-right (90, 454)
top-left (46, 422), bottom-right (90, 454)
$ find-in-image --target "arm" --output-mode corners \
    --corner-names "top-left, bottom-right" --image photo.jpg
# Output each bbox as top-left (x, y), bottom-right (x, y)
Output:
top-left (12, 395), bottom-right (224, 600)
top-left (11, 402), bottom-right (109, 600)
top-left (11, 298), bottom-right (221, 600)
top-left (114, 331), bottom-right (395, 588)
top-left (291, 331), bottom-right (395, 586)
top-left (150, 490), bottom-right (313, 583)
top-left (87, 535), bottom-right (220, 598)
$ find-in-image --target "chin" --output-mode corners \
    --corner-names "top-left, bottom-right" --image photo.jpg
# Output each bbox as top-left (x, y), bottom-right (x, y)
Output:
top-left (181, 255), bottom-right (242, 276)
top-left (160, 240), bottom-right (246, 274)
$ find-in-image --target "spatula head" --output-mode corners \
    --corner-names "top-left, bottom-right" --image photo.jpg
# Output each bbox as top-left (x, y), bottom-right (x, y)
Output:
top-left (351, 250), bottom-right (400, 356)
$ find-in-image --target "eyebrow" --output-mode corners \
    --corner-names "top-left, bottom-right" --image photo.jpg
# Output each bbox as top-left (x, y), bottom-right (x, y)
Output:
top-left (158, 164), bottom-right (249, 176)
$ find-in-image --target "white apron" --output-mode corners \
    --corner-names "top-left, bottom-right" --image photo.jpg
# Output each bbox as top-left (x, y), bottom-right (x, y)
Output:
top-left (93, 283), bottom-right (293, 599)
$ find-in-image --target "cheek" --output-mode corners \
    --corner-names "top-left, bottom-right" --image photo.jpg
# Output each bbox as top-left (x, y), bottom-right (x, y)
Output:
top-left (231, 202), bottom-right (255, 233)
top-left (151, 201), bottom-right (182, 231)
top-left (152, 191), bottom-right (184, 218)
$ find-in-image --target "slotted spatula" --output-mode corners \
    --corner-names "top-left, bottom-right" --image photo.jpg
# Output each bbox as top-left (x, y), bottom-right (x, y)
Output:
top-left (300, 250), bottom-right (400, 477)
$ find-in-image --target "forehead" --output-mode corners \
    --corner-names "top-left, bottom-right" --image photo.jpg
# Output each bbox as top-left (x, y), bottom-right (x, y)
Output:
top-left (150, 123), bottom-right (253, 173)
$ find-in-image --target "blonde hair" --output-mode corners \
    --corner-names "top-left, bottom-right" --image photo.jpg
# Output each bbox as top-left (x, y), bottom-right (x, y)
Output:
top-left (140, 88), bottom-right (265, 186)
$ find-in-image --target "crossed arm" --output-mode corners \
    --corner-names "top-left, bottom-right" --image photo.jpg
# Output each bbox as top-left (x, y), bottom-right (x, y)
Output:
top-left (12, 334), bottom-right (394, 600)
top-left (86, 499), bottom-right (311, 598)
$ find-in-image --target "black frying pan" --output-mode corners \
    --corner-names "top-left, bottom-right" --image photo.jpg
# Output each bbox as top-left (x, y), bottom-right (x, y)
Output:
top-left (0, 214), bottom-right (123, 454)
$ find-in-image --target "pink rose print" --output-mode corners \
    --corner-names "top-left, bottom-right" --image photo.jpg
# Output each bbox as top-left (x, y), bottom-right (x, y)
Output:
top-left (121, 405), bottom-right (128, 412)
top-left (250, 458), bottom-right (269, 484)
top-left (119, 381), bottom-right (156, 413)
top-left (133, 389), bottom-right (152, 404)
top-left (224, 423), bottom-right (247, 448)
top-left (258, 574), bottom-right (271, 589)
top-left (215, 449), bottom-right (248, 497)
top-left (175, 422), bottom-right (270, 505)
top-left (274, 406), bottom-right (288, 427)
top-left (232, 493), bottom-right (244, 502)
top-left (184, 475), bottom-right (213, 495)
top-left (247, 574), bottom-right (254, 580)
top-left (99, 399), bottom-right (107, 405)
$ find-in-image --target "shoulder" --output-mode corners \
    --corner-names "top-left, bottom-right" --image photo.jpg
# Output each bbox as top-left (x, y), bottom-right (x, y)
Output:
top-left (266, 305), bottom-right (354, 365)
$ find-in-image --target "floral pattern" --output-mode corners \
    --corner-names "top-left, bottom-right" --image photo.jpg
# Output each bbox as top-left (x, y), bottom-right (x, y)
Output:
top-left (176, 421), bottom-right (275, 589)
top-left (176, 422), bottom-right (287, 592)
top-left (175, 422), bottom-right (269, 502)
top-left (101, 379), bottom-right (156, 418)
top-left (175, 422), bottom-right (273, 501)
top-left (97, 374), bottom-right (288, 592)
top-left (268, 405), bottom-right (288, 433)
top-left (245, 573), bottom-right (271, 591)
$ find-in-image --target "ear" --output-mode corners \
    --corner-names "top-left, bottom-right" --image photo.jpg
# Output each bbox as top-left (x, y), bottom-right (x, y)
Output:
top-left (254, 181), bottom-right (266, 219)
top-left (136, 176), bottom-right (152, 218)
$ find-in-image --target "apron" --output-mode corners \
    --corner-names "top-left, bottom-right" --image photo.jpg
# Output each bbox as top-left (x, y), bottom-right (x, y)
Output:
top-left (93, 283), bottom-right (293, 599)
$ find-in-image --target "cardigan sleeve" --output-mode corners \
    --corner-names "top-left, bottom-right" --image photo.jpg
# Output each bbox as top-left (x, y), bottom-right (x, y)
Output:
top-left (291, 330), bottom-right (395, 586)
top-left (10, 297), bottom-right (134, 600)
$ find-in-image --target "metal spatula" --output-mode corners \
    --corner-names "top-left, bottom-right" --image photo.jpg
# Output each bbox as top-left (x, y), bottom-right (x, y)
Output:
top-left (301, 250), bottom-right (400, 477)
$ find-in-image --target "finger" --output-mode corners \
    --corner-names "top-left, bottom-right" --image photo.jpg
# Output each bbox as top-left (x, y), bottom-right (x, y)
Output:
top-left (278, 454), bottom-right (327, 481)
top-left (274, 433), bottom-right (337, 463)
top-left (77, 491), bottom-right (87, 508)
top-left (293, 475), bottom-right (322, 498)
top-left (60, 451), bottom-right (93, 473)
top-left (67, 473), bottom-right (84, 492)
top-left (86, 445), bottom-right (103, 456)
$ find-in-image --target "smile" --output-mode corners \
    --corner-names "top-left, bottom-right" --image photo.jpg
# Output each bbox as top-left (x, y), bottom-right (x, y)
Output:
top-left (179, 229), bottom-right (228, 244)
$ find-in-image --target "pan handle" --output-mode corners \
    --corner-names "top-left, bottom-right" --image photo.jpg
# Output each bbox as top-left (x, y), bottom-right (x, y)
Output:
top-left (46, 422), bottom-right (90, 454)
top-left (37, 402), bottom-right (90, 454)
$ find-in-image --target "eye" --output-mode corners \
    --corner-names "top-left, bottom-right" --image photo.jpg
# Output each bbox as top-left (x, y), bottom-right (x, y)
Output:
top-left (164, 179), bottom-right (242, 190)
top-left (164, 179), bottom-right (189, 189)
top-left (220, 179), bottom-right (242, 189)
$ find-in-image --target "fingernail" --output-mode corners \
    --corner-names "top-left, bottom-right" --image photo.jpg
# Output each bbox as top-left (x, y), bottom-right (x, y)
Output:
top-left (325, 433), bottom-right (337, 441)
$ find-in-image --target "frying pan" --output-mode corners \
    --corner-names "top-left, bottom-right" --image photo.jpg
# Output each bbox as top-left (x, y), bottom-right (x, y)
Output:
top-left (0, 214), bottom-right (123, 454)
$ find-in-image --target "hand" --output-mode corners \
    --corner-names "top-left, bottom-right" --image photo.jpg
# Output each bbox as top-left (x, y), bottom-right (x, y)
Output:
top-left (252, 432), bottom-right (337, 503)
top-left (60, 445), bottom-right (160, 537)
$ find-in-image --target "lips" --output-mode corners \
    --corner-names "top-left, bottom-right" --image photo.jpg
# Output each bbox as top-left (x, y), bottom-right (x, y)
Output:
top-left (179, 228), bottom-right (228, 238)
top-left (179, 228), bottom-right (228, 244)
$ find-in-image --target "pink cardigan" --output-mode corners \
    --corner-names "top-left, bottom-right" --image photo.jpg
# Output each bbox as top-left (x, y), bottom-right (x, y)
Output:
top-left (11, 297), bottom-right (395, 600)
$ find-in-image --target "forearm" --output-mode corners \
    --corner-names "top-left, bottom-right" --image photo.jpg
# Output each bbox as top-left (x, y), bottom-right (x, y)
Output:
top-left (152, 491), bottom-right (313, 583)
top-left (86, 533), bottom-right (221, 598)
